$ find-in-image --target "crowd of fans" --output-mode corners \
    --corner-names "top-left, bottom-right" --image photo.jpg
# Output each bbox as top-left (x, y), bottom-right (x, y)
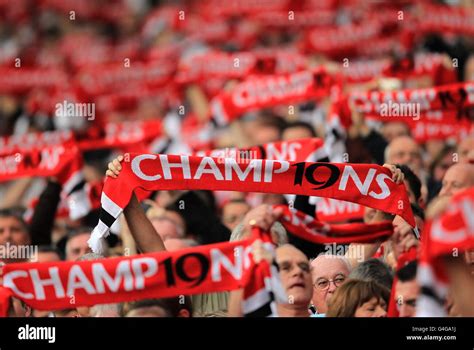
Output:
top-left (0, 0), bottom-right (473, 317)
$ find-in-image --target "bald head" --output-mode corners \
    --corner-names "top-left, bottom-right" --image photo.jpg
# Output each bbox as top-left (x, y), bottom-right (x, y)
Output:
top-left (439, 163), bottom-right (474, 197)
top-left (310, 254), bottom-right (351, 314)
top-left (457, 137), bottom-right (474, 163)
top-left (385, 136), bottom-right (422, 175)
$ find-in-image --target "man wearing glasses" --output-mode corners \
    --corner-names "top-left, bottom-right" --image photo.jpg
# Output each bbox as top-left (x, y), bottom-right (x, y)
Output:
top-left (310, 254), bottom-right (352, 316)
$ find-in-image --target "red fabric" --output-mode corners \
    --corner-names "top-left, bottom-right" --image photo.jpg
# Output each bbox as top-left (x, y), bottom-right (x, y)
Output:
top-left (278, 205), bottom-right (393, 244)
top-left (0, 286), bottom-right (11, 317)
top-left (100, 154), bottom-right (414, 224)
top-left (314, 198), bottom-right (364, 222)
top-left (0, 141), bottom-right (80, 182)
top-left (77, 120), bottom-right (163, 151)
top-left (242, 227), bottom-right (285, 317)
top-left (0, 235), bottom-right (264, 315)
top-left (211, 68), bottom-right (334, 125)
top-left (349, 82), bottom-right (474, 114)
top-left (417, 187), bottom-right (474, 316)
top-left (365, 111), bottom-right (474, 143)
top-left (0, 67), bottom-right (68, 94)
top-left (197, 138), bottom-right (326, 163)
top-left (418, 4), bottom-right (474, 36)
top-left (0, 130), bottom-right (73, 156)
top-left (422, 187), bottom-right (474, 261)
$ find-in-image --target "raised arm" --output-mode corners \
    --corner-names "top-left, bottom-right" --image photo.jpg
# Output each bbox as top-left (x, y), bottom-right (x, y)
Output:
top-left (107, 156), bottom-right (166, 254)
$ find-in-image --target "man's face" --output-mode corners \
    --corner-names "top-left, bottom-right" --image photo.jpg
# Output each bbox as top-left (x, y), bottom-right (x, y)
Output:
top-left (222, 202), bottom-right (250, 230)
top-left (151, 217), bottom-right (182, 241)
top-left (310, 256), bottom-right (350, 313)
top-left (66, 233), bottom-right (91, 261)
top-left (381, 122), bottom-right (409, 143)
top-left (126, 306), bottom-right (169, 317)
top-left (282, 126), bottom-right (313, 141)
top-left (363, 206), bottom-right (377, 223)
top-left (433, 153), bottom-right (454, 182)
top-left (0, 216), bottom-right (30, 246)
top-left (276, 245), bottom-right (313, 307)
top-left (439, 164), bottom-right (474, 197)
top-left (457, 138), bottom-right (474, 163)
top-left (395, 279), bottom-right (419, 317)
top-left (251, 124), bottom-right (281, 145)
top-left (164, 238), bottom-right (190, 251)
top-left (387, 137), bottom-right (422, 175)
top-left (31, 251), bottom-right (61, 263)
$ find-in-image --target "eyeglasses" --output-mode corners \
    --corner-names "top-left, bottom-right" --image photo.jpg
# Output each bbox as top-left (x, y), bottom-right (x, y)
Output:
top-left (314, 276), bottom-right (346, 290)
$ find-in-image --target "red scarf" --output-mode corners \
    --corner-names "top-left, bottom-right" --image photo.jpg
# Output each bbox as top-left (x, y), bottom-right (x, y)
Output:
top-left (349, 82), bottom-right (474, 114)
top-left (0, 67), bottom-right (68, 94)
top-left (0, 141), bottom-right (87, 220)
top-left (0, 130), bottom-right (73, 157)
top-left (77, 120), bottom-right (163, 152)
top-left (88, 154), bottom-right (414, 253)
top-left (242, 228), bottom-right (286, 317)
top-left (365, 111), bottom-right (474, 143)
top-left (305, 19), bottom-right (382, 56)
top-left (417, 187), bottom-right (474, 316)
top-left (210, 68), bottom-right (334, 126)
top-left (176, 50), bottom-right (307, 85)
top-left (313, 198), bottom-right (364, 222)
top-left (0, 120), bottom-right (163, 155)
top-left (277, 205), bottom-right (393, 244)
top-left (0, 142), bottom-right (80, 183)
top-left (76, 59), bottom-right (175, 96)
top-left (196, 138), bottom-right (327, 163)
top-left (418, 4), bottom-right (474, 36)
top-left (0, 228), bottom-right (281, 317)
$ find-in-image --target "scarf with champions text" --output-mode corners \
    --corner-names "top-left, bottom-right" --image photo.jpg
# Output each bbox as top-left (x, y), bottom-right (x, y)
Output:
top-left (0, 227), bottom-right (285, 317)
top-left (88, 154), bottom-right (415, 254)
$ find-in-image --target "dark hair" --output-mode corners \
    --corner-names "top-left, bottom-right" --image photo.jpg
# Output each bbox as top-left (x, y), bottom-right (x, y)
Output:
top-left (327, 279), bottom-right (390, 317)
top-left (428, 145), bottom-right (457, 177)
top-left (0, 207), bottom-right (28, 232)
top-left (255, 114), bottom-right (287, 135)
top-left (36, 245), bottom-right (61, 255)
top-left (124, 297), bottom-right (193, 317)
top-left (396, 260), bottom-right (418, 282)
top-left (283, 121), bottom-right (316, 138)
top-left (67, 226), bottom-right (93, 239)
top-left (397, 164), bottom-right (421, 202)
top-left (411, 203), bottom-right (425, 222)
top-left (349, 258), bottom-right (393, 290)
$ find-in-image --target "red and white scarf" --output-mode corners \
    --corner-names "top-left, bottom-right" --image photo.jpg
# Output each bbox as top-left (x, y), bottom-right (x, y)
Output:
top-left (0, 227), bottom-right (283, 317)
top-left (88, 154), bottom-right (414, 254)
top-left (196, 138), bottom-right (327, 163)
top-left (417, 187), bottom-right (474, 316)
top-left (210, 68), bottom-right (334, 126)
top-left (0, 141), bottom-right (86, 219)
top-left (349, 82), bottom-right (474, 114)
top-left (313, 198), bottom-right (364, 222)
top-left (365, 110), bottom-right (474, 143)
top-left (277, 205), bottom-right (393, 244)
